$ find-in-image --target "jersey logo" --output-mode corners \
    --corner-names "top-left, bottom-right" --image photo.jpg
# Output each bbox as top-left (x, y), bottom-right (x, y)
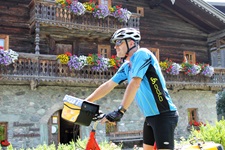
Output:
top-left (150, 77), bottom-right (158, 84)
top-left (150, 77), bottom-right (163, 102)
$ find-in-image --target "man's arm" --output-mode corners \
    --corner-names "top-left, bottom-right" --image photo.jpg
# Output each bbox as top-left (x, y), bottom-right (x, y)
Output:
top-left (121, 77), bottom-right (142, 110)
top-left (85, 79), bottom-right (118, 102)
top-left (101, 77), bottom-right (141, 123)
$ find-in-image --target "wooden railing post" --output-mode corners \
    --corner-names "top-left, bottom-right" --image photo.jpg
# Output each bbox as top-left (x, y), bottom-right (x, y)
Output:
top-left (35, 22), bottom-right (40, 54)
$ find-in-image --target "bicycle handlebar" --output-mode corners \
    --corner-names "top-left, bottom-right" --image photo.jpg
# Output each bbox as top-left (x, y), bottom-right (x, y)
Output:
top-left (92, 111), bottom-right (105, 122)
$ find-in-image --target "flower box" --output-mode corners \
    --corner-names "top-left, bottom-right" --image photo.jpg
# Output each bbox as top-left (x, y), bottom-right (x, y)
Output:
top-left (162, 71), bottom-right (211, 83)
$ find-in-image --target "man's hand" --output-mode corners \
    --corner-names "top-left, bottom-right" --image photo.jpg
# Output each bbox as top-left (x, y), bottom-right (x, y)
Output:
top-left (105, 110), bottom-right (124, 122)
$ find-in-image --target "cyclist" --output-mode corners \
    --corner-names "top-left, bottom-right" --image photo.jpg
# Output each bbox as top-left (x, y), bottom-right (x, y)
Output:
top-left (86, 28), bottom-right (179, 150)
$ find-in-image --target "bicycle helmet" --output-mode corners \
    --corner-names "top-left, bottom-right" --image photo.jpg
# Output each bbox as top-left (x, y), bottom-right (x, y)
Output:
top-left (111, 28), bottom-right (141, 61)
top-left (111, 28), bottom-right (141, 44)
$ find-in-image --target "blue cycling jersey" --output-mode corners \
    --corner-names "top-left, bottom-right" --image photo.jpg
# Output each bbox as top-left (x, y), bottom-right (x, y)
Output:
top-left (112, 48), bottom-right (177, 117)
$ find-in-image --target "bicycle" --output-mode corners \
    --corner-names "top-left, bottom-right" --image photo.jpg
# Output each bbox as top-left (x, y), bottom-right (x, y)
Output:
top-left (61, 95), bottom-right (105, 150)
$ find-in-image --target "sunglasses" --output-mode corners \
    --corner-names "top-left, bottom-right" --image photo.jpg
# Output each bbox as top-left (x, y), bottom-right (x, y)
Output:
top-left (115, 40), bottom-right (125, 46)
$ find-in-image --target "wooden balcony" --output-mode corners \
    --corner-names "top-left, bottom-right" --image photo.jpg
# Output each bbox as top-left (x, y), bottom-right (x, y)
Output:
top-left (28, 0), bottom-right (141, 54)
top-left (29, 0), bottom-right (140, 35)
top-left (1, 53), bottom-right (225, 91)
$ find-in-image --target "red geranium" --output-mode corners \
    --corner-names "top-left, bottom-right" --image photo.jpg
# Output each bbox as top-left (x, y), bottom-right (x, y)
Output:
top-left (66, 0), bottom-right (71, 5)
top-left (1, 140), bottom-right (10, 147)
top-left (64, 52), bottom-right (72, 56)
top-left (189, 120), bottom-right (206, 127)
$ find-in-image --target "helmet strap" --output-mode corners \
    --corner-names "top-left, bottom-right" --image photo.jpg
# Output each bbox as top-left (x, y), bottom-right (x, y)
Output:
top-left (122, 39), bottom-right (136, 62)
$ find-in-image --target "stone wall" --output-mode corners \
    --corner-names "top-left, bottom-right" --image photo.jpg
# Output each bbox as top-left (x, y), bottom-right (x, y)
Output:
top-left (0, 85), bottom-right (217, 148)
top-left (171, 90), bottom-right (217, 138)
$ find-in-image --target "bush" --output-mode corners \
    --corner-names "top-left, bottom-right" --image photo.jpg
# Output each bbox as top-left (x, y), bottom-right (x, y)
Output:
top-left (188, 119), bottom-right (225, 148)
top-left (217, 90), bottom-right (225, 116)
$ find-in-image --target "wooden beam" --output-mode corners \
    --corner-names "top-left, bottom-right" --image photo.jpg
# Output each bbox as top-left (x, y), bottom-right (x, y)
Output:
top-left (208, 28), bottom-right (225, 43)
top-left (161, 4), bottom-right (209, 33)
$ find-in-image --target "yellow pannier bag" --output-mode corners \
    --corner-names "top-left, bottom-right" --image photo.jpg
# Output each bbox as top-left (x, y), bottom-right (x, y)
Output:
top-left (62, 102), bottom-right (81, 123)
top-left (62, 95), bottom-right (99, 126)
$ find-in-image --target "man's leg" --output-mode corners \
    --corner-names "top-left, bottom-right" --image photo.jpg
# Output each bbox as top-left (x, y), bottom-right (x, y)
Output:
top-left (143, 118), bottom-right (155, 150)
top-left (143, 143), bottom-right (154, 150)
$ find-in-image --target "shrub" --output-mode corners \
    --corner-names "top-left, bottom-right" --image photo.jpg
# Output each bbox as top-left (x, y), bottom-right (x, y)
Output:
top-left (217, 89), bottom-right (225, 116)
top-left (188, 119), bottom-right (225, 148)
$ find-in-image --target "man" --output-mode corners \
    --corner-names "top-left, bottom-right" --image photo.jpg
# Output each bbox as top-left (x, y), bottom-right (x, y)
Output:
top-left (85, 28), bottom-right (178, 150)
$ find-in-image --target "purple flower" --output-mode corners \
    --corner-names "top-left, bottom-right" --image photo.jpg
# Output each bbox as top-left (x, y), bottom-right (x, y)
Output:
top-left (166, 63), bottom-right (181, 75)
top-left (118, 8), bottom-right (131, 22)
top-left (91, 57), bottom-right (109, 72)
top-left (111, 8), bottom-right (131, 22)
top-left (201, 65), bottom-right (214, 77)
top-left (68, 55), bottom-right (87, 70)
top-left (93, 4), bottom-right (110, 19)
top-left (70, 0), bottom-right (86, 15)
top-left (0, 50), bottom-right (12, 66)
top-left (186, 64), bottom-right (201, 76)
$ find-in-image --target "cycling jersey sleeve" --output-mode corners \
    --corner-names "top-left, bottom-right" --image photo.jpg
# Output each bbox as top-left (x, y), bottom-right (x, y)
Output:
top-left (131, 49), bottom-right (152, 79)
top-left (111, 62), bottom-right (128, 84)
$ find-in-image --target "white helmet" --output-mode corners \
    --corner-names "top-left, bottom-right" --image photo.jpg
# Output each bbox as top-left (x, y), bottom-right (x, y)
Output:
top-left (111, 28), bottom-right (141, 43)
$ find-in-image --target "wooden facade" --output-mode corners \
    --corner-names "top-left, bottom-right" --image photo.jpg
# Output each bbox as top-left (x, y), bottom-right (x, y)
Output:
top-left (0, 0), bottom-right (224, 63)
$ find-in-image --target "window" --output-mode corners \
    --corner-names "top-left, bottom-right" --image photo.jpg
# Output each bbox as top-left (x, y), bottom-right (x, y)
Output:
top-left (137, 7), bottom-right (144, 17)
top-left (55, 44), bottom-right (72, 55)
top-left (105, 122), bottom-right (117, 135)
top-left (98, 0), bottom-right (111, 7)
top-left (0, 35), bottom-right (9, 50)
top-left (0, 122), bottom-right (8, 141)
top-left (149, 48), bottom-right (160, 61)
top-left (183, 51), bottom-right (196, 64)
top-left (98, 45), bottom-right (111, 58)
top-left (188, 108), bottom-right (198, 123)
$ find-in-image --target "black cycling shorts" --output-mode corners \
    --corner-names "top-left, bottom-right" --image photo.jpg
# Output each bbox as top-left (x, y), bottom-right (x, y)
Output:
top-left (143, 111), bottom-right (179, 149)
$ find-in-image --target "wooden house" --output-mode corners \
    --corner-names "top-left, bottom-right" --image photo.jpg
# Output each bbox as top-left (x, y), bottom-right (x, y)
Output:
top-left (0, 0), bottom-right (225, 148)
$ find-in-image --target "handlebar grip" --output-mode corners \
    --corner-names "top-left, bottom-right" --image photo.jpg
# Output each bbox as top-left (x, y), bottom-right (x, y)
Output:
top-left (92, 112), bottom-right (105, 121)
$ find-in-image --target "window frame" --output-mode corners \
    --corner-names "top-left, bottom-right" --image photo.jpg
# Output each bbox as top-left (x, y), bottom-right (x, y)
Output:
top-left (137, 7), bottom-right (144, 17)
top-left (55, 43), bottom-right (72, 55)
top-left (98, 44), bottom-right (111, 58)
top-left (0, 34), bottom-right (9, 50)
top-left (188, 108), bottom-right (198, 123)
top-left (149, 48), bottom-right (160, 61)
top-left (183, 51), bottom-right (196, 64)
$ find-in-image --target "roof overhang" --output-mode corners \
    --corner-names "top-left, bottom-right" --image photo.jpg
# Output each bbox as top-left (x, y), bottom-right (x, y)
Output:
top-left (149, 0), bottom-right (225, 34)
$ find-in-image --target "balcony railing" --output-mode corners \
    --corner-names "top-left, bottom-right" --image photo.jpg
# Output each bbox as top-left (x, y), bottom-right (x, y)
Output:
top-left (29, 0), bottom-right (140, 32)
top-left (0, 53), bottom-right (116, 81)
top-left (1, 53), bottom-right (225, 88)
